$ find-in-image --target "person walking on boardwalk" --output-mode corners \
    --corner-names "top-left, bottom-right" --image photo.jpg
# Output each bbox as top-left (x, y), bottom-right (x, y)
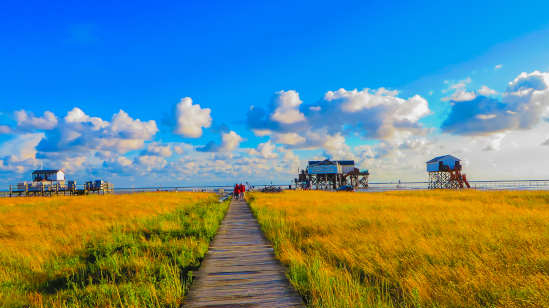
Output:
top-left (234, 184), bottom-right (240, 200)
top-left (240, 183), bottom-right (246, 200)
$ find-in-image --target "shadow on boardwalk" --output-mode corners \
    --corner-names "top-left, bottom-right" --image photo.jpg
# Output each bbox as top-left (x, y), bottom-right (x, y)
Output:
top-left (184, 199), bottom-right (305, 308)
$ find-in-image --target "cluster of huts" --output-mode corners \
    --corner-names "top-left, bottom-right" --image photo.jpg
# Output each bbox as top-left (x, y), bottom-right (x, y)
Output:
top-left (295, 160), bottom-right (369, 190)
top-left (295, 154), bottom-right (469, 191)
top-left (9, 169), bottom-right (113, 196)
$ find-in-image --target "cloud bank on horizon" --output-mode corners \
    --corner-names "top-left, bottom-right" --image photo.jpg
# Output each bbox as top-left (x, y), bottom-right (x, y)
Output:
top-left (2, 1), bottom-right (549, 186)
top-left (1, 69), bottom-right (549, 186)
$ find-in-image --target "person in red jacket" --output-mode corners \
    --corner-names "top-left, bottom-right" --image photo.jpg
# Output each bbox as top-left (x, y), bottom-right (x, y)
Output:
top-left (240, 183), bottom-right (246, 199)
top-left (234, 184), bottom-right (240, 200)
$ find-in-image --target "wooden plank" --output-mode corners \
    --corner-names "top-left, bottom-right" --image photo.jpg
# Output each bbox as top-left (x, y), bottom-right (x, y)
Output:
top-left (184, 199), bottom-right (305, 308)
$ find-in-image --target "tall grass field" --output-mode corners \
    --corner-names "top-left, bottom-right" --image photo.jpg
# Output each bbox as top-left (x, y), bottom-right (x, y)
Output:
top-left (0, 192), bottom-right (228, 308)
top-left (248, 190), bottom-right (549, 308)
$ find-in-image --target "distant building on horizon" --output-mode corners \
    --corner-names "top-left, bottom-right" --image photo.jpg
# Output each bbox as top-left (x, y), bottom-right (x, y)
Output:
top-left (307, 160), bottom-right (366, 175)
top-left (426, 155), bottom-right (469, 189)
top-left (31, 169), bottom-right (65, 183)
top-left (426, 155), bottom-right (461, 172)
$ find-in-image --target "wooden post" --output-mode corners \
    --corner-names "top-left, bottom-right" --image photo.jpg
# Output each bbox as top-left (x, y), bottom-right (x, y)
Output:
top-left (9, 184), bottom-right (12, 197)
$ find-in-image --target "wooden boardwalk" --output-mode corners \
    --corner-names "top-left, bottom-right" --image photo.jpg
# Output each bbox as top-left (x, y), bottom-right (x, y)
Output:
top-left (184, 199), bottom-right (305, 308)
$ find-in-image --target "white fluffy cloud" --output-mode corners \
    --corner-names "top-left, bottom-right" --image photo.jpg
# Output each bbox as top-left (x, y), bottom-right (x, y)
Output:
top-left (442, 78), bottom-right (477, 102)
top-left (198, 130), bottom-right (243, 153)
top-left (0, 133), bottom-right (42, 161)
top-left (249, 88), bottom-right (431, 148)
top-left (248, 140), bottom-right (278, 159)
top-left (0, 108), bottom-right (156, 177)
top-left (326, 88), bottom-right (429, 120)
top-left (33, 107), bottom-right (158, 175)
top-left (14, 110), bottom-right (58, 130)
top-left (442, 71), bottom-right (549, 135)
top-left (309, 88), bottom-right (430, 140)
top-left (65, 107), bottom-right (108, 129)
top-left (0, 133), bottom-right (43, 174)
top-left (101, 155), bottom-right (134, 175)
top-left (136, 155), bottom-right (167, 171)
top-left (320, 133), bottom-right (353, 159)
top-left (165, 145), bottom-right (300, 184)
top-left (478, 85), bottom-right (497, 96)
top-left (111, 110), bottom-right (158, 139)
top-left (272, 132), bottom-right (306, 145)
top-left (174, 97), bottom-right (212, 138)
top-left (481, 133), bottom-right (506, 151)
top-left (270, 90), bottom-right (306, 124)
top-left (141, 142), bottom-right (172, 157)
top-left (173, 143), bottom-right (193, 155)
top-left (219, 131), bottom-right (243, 152)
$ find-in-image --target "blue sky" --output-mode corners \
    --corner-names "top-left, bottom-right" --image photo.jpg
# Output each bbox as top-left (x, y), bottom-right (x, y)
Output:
top-left (1, 1), bottom-right (549, 186)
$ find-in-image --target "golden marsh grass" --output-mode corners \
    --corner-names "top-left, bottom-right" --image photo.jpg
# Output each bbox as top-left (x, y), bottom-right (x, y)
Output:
top-left (0, 192), bottom-right (227, 307)
top-left (248, 190), bottom-right (549, 308)
top-left (0, 192), bottom-right (212, 268)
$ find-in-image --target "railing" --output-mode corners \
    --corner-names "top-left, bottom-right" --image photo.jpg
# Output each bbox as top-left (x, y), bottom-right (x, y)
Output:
top-left (113, 184), bottom-right (291, 194)
top-left (3, 180), bottom-right (549, 197)
top-left (366, 179), bottom-right (549, 191)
